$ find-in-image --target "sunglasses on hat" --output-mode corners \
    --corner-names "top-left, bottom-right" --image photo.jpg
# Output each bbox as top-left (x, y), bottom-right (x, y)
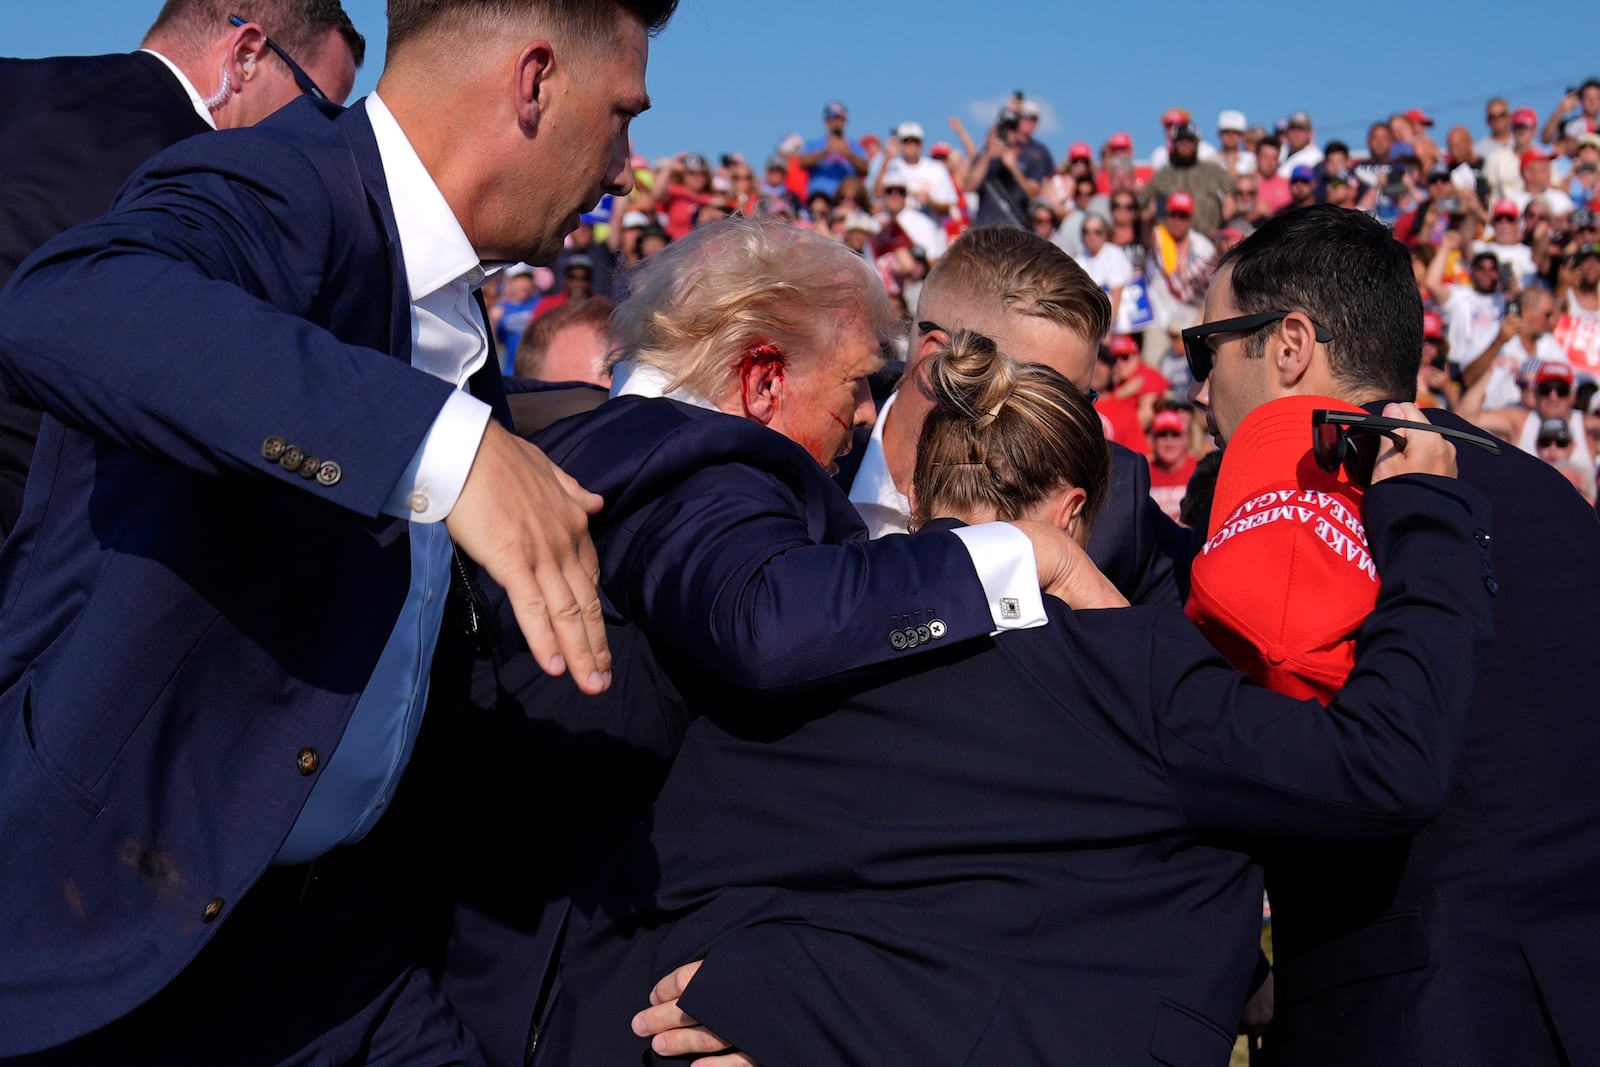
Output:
top-left (1311, 409), bottom-right (1499, 487)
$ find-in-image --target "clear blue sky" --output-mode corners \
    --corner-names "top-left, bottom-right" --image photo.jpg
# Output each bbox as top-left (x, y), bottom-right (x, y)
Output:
top-left (4, 1), bottom-right (1593, 167)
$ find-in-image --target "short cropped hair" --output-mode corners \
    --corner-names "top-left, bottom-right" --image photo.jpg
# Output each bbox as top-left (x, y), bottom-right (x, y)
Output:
top-left (608, 215), bottom-right (899, 403)
top-left (514, 297), bottom-right (614, 379)
top-left (388, 0), bottom-right (677, 54)
top-left (1219, 204), bottom-right (1421, 399)
top-left (912, 330), bottom-right (1110, 535)
top-left (146, 0), bottom-right (365, 66)
top-left (919, 227), bottom-right (1110, 346)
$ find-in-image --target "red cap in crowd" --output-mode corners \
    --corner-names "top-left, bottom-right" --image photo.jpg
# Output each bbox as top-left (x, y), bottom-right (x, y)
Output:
top-left (1107, 131), bottom-right (1133, 151)
top-left (1069, 141), bottom-right (1093, 161)
top-left (1492, 199), bottom-right (1521, 220)
top-left (1512, 107), bottom-right (1539, 127)
top-left (1185, 394), bottom-right (1376, 701)
top-left (1422, 311), bottom-right (1444, 340)
top-left (1521, 147), bottom-right (1553, 168)
top-left (1150, 410), bottom-right (1186, 435)
top-left (929, 141), bottom-right (952, 160)
top-left (1537, 361), bottom-right (1575, 387)
top-left (1162, 107), bottom-right (1191, 127)
top-left (1403, 107), bottom-right (1435, 127)
top-left (1167, 191), bottom-right (1195, 216)
top-left (1110, 335), bottom-right (1140, 357)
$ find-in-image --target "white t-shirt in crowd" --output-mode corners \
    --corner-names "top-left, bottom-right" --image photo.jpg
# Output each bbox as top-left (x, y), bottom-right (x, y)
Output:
top-left (1278, 144), bottom-right (1325, 177)
top-left (1481, 333), bottom-right (1568, 410)
top-left (1074, 242), bottom-right (1134, 291)
top-left (1472, 240), bottom-right (1538, 286)
top-left (881, 156), bottom-right (959, 211)
top-left (1441, 284), bottom-right (1505, 369)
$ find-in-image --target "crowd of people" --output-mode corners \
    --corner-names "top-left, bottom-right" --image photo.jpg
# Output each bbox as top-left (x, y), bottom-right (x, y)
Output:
top-left (492, 85), bottom-right (1600, 516)
top-left (2, 3), bottom-right (1599, 1067)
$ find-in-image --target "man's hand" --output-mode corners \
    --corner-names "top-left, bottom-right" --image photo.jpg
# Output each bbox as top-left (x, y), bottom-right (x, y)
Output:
top-left (1371, 401), bottom-right (1459, 482)
top-left (1239, 971), bottom-right (1274, 1036)
top-left (1013, 520), bottom-right (1130, 609)
top-left (446, 421), bottom-right (610, 693)
top-left (632, 960), bottom-right (760, 1067)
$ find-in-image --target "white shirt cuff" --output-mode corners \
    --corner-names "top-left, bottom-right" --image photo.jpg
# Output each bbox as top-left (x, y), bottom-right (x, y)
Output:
top-left (950, 522), bottom-right (1048, 634)
top-left (381, 390), bottom-right (493, 522)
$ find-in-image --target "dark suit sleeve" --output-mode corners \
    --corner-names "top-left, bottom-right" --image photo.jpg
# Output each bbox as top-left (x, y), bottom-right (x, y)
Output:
top-left (1089, 443), bottom-right (1187, 606)
top-left (618, 462), bottom-right (996, 690)
top-left (1155, 475), bottom-right (1496, 843)
top-left (0, 126), bottom-right (453, 518)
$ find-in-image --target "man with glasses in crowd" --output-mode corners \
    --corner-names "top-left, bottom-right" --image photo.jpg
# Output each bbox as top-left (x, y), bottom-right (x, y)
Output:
top-left (1459, 356), bottom-right (1593, 469)
top-left (1426, 231), bottom-right (1508, 373)
top-left (0, 0), bottom-right (679, 1061)
top-left (1458, 286), bottom-right (1565, 411)
top-left (0, 0), bottom-right (364, 542)
top-left (1183, 203), bottom-right (1600, 1067)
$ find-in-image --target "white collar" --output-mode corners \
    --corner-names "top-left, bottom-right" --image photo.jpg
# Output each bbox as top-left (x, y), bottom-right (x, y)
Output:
top-left (847, 389), bottom-right (910, 527)
top-left (608, 361), bottom-right (721, 411)
top-left (365, 92), bottom-right (485, 301)
top-left (140, 48), bottom-right (217, 130)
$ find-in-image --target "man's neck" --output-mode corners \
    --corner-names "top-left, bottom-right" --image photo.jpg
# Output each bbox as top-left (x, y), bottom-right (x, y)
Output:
top-left (881, 393), bottom-right (919, 498)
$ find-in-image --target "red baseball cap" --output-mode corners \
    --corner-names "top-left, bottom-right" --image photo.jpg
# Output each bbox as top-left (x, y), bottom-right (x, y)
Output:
top-left (1167, 191), bottom-right (1195, 216)
top-left (1162, 107), bottom-right (1191, 127)
top-left (1110, 334), bottom-right (1140, 357)
top-left (1069, 141), bottom-right (1093, 161)
top-left (1185, 394), bottom-right (1377, 702)
top-left (1422, 311), bottom-right (1444, 340)
top-left (1107, 131), bottom-right (1133, 151)
top-left (1521, 147), bottom-right (1552, 168)
top-left (1492, 199), bottom-right (1521, 220)
top-left (1537, 361), bottom-right (1575, 387)
top-left (1151, 410), bottom-right (1186, 434)
top-left (1403, 107), bottom-right (1435, 127)
top-left (1512, 107), bottom-right (1539, 127)
top-left (929, 141), bottom-right (952, 160)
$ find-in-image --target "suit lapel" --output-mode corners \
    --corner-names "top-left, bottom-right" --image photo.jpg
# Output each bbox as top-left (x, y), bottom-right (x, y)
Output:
top-left (337, 103), bottom-right (412, 367)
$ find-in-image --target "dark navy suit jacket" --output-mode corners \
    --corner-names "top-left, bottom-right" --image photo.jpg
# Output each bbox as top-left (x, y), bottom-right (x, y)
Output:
top-left (1261, 407), bottom-right (1600, 1067)
top-left (0, 99), bottom-right (505, 1054)
top-left (0, 51), bottom-right (213, 539)
top-left (531, 476), bottom-right (1494, 1067)
top-left (433, 395), bottom-right (1027, 1065)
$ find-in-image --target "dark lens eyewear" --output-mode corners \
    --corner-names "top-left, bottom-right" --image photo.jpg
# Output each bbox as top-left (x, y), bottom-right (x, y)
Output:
top-left (1538, 433), bottom-right (1571, 448)
top-left (1180, 311), bottom-right (1335, 384)
top-left (1538, 381), bottom-right (1572, 398)
top-left (229, 14), bottom-right (329, 104)
top-left (1311, 409), bottom-right (1500, 487)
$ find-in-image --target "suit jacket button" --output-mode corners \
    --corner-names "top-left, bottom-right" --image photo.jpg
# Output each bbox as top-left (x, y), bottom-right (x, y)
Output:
top-left (316, 461), bottom-right (342, 487)
top-left (262, 436), bottom-right (286, 462)
top-left (1484, 576), bottom-right (1500, 595)
top-left (279, 445), bottom-right (304, 472)
top-left (928, 619), bottom-right (947, 639)
top-left (201, 897), bottom-right (224, 923)
top-left (296, 747), bottom-right (320, 776)
top-left (1475, 528), bottom-right (1492, 547)
top-left (296, 454), bottom-right (320, 479)
top-left (889, 629), bottom-right (910, 651)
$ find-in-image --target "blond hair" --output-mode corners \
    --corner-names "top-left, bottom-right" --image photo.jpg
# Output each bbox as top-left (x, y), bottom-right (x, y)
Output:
top-left (919, 226), bottom-right (1110, 344)
top-left (912, 330), bottom-right (1110, 533)
top-left (608, 216), bottom-right (900, 402)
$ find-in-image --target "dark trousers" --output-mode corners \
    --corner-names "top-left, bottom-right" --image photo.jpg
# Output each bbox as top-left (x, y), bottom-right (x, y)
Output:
top-left (3, 847), bottom-right (485, 1067)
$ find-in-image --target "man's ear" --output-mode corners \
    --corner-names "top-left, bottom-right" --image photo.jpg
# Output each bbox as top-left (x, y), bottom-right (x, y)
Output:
top-left (1051, 485), bottom-right (1088, 538)
top-left (513, 40), bottom-right (556, 133)
top-left (225, 22), bottom-right (270, 85)
top-left (737, 343), bottom-right (787, 426)
top-left (1275, 311), bottom-right (1321, 389)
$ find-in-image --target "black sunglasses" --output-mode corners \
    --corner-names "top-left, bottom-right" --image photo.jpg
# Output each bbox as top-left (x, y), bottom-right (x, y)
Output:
top-left (916, 320), bottom-right (1098, 403)
top-left (229, 14), bottom-right (329, 104)
top-left (1538, 432), bottom-right (1573, 448)
top-left (1181, 311), bottom-right (1334, 384)
top-left (1311, 409), bottom-right (1500, 487)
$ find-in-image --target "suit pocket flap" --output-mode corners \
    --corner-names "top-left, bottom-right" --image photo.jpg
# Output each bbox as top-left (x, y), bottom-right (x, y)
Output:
top-left (1150, 999), bottom-right (1233, 1066)
top-left (1278, 911), bottom-right (1431, 1003)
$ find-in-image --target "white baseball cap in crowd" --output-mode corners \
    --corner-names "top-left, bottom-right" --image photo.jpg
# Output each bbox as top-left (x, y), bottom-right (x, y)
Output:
top-left (1218, 109), bottom-right (1248, 133)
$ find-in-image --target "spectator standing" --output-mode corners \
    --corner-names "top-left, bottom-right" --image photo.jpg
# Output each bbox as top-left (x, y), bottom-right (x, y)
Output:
top-left (799, 100), bottom-right (868, 199)
top-left (971, 105), bottom-right (1040, 228)
top-left (1073, 213), bottom-right (1132, 330)
top-left (877, 121), bottom-right (960, 222)
top-left (1254, 136), bottom-right (1291, 214)
top-left (1460, 359), bottom-right (1593, 470)
top-left (1277, 111), bottom-right (1323, 177)
top-left (553, 217), bottom-right (616, 305)
top-left (1145, 408), bottom-right (1196, 523)
top-left (1428, 233), bottom-right (1508, 371)
top-left (1541, 79), bottom-right (1600, 146)
top-left (1513, 147), bottom-right (1575, 216)
top-left (1143, 122), bottom-right (1232, 237)
top-left (1476, 96), bottom-right (1514, 162)
top-left (1280, 166), bottom-right (1319, 213)
top-left (1145, 191), bottom-right (1215, 359)
top-left (1149, 106), bottom-right (1220, 170)
top-left (1215, 109), bottom-right (1256, 178)
top-left (1483, 107), bottom-right (1540, 200)
top-left (1554, 241), bottom-right (1600, 367)
top-left (656, 152), bottom-right (714, 240)
top-left (1461, 286), bottom-right (1567, 410)
top-left (492, 264), bottom-right (542, 372)
top-left (1014, 98), bottom-right (1055, 181)
top-left (1475, 199), bottom-right (1538, 282)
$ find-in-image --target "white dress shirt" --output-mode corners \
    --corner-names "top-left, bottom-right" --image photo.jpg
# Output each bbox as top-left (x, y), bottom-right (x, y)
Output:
top-left (277, 93), bottom-right (493, 863)
top-left (140, 49), bottom-right (218, 130)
